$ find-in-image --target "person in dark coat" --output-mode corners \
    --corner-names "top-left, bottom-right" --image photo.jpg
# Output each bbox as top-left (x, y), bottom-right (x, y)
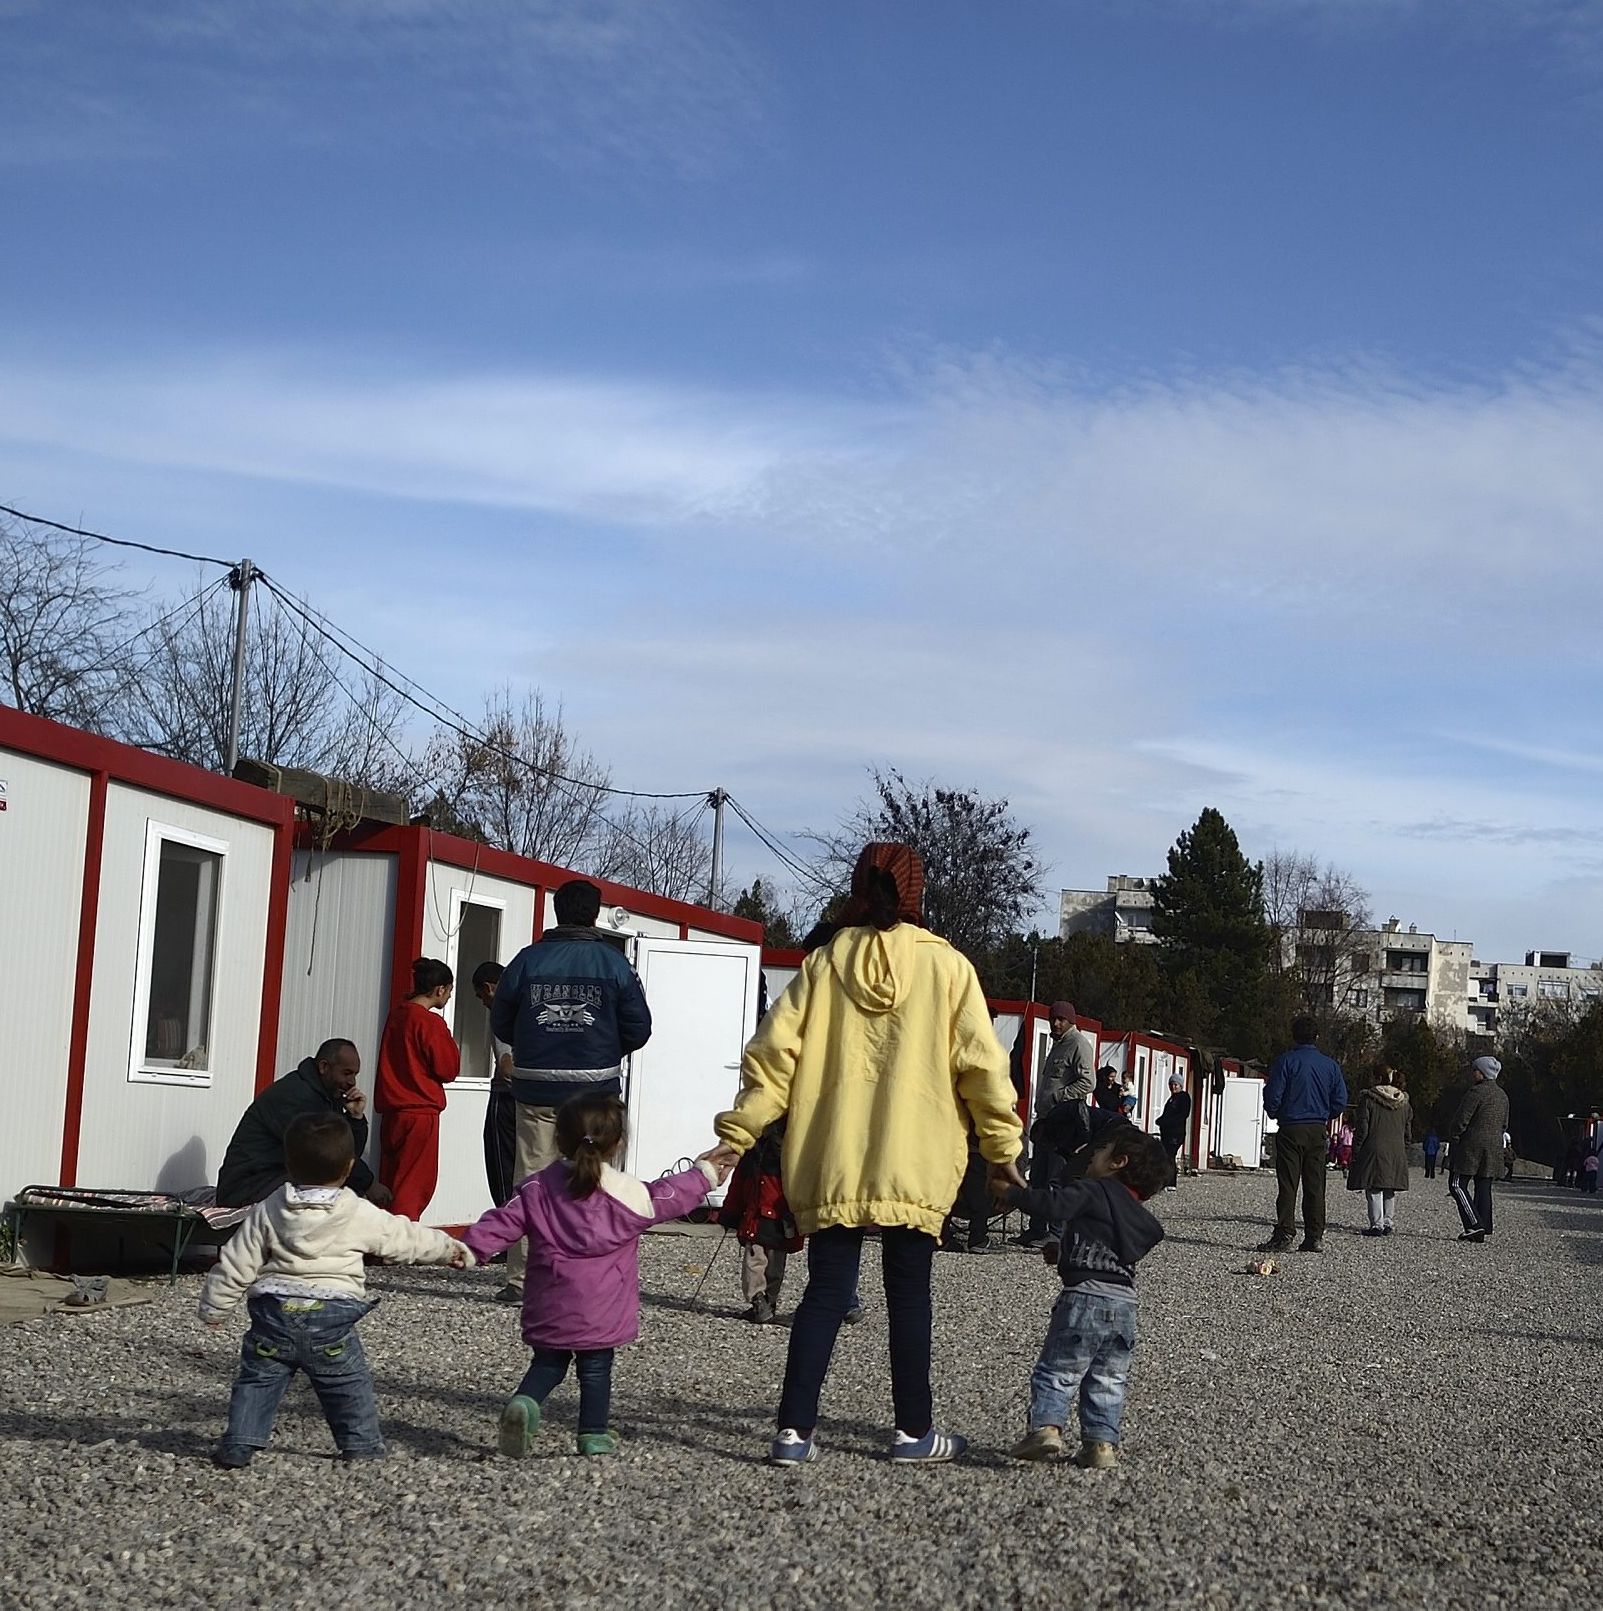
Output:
top-left (216, 1040), bottom-right (389, 1208)
top-left (1156, 1075), bottom-right (1193, 1180)
top-left (1422, 1129), bottom-right (1441, 1180)
top-left (1346, 1069), bottom-right (1412, 1236)
top-left (1448, 1056), bottom-right (1511, 1243)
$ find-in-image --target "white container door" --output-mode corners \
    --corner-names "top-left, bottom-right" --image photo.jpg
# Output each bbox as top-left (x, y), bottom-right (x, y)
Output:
top-left (1217, 1077), bottom-right (1266, 1168)
top-left (623, 938), bottom-right (762, 1200)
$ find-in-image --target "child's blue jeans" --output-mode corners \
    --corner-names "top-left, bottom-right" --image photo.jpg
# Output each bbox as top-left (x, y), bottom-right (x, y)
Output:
top-left (1028, 1287), bottom-right (1138, 1445)
top-left (517, 1347), bottom-right (615, 1434)
top-left (220, 1294), bottom-right (383, 1459)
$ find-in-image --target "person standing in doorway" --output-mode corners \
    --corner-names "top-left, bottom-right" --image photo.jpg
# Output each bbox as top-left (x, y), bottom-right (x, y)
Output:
top-left (375, 959), bottom-right (462, 1221)
top-left (1260, 1017), bottom-right (1349, 1255)
top-left (473, 961), bottom-right (518, 1208)
top-left (1018, 1002), bottom-right (1094, 1248)
top-left (490, 879), bottom-right (653, 1304)
top-left (1157, 1074), bottom-right (1193, 1180)
top-left (1449, 1056), bottom-right (1510, 1244)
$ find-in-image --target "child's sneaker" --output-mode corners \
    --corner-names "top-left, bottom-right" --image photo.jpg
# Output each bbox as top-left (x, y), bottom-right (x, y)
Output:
top-left (1010, 1426), bottom-right (1063, 1462)
top-left (497, 1394), bottom-right (541, 1458)
top-left (576, 1430), bottom-right (619, 1457)
top-left (213, 1443), bottom-right (253, 1470)
top-left (745, 1294), bottom-right (776, 1325)
top-left (1073, 1439), bottom-right (1118, 1469)
top-left (890, 1428), bottom-right (968, 1463)
top-left (768, 1429), bottom-right (818, 1465)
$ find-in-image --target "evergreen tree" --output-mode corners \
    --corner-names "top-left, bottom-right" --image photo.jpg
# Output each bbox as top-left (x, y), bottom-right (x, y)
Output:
top-left (1150, 808), bottom-right (1276, 1057)
top-left (730, 878), bottom-right (800, 948)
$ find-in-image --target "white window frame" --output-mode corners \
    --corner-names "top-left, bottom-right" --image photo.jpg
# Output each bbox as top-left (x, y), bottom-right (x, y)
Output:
top-left (444, 888), bottom-right (508, 1092)
top-left (129, 820), bottom-right (229, 1088)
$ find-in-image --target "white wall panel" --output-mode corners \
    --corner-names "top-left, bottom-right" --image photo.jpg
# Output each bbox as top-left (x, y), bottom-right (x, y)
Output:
top-left (423, 861), bottom-right (537, 1226)
top-left (276, 849), bottom-right (398, 1125)
top-left (0, 750), bottom-right (90, 1196)
top-left (77, 785), bottom-right (275, 1190)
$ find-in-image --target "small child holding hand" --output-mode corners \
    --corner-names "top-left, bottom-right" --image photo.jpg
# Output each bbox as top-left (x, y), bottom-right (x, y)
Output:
top-left (200, 1111), bottom-right (471, 1468)
top-left (462, 1092), bottom-right (730, 1456)
top-left (993, 1126), bottom-right (1169, 1468)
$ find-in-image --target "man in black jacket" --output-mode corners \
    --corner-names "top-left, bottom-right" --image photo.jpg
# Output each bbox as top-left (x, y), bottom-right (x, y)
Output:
top-left (490, 878), bottom-right (653, 1299)
top-left (216, 1039), bottom-right (390, 1208)
top-left (1157, 1075), bottom-right (1194, 1180)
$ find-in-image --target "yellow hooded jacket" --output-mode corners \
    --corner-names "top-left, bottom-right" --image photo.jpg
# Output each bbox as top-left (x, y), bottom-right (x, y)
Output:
top-left (714, 924), bottom-right (1024, 1239)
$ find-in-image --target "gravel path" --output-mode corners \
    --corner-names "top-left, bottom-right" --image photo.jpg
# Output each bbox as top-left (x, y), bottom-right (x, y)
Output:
top-left (3, 1170), bottom-right (1598, 1610)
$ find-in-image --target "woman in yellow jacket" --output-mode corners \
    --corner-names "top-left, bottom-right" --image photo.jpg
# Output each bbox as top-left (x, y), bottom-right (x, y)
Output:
top-left (712, 843), bottom-right (1024, 1466)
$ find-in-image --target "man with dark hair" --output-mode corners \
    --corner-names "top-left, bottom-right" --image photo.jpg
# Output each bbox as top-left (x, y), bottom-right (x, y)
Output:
top-left (489, 878), bottom-right (653, 1300)
top-left (217, 1040), bottom-right (392, 1209)
top-left (1260, 1016), bottom-right (1348, 1254)
top-left (473, 960), bottom-right (517, 1206)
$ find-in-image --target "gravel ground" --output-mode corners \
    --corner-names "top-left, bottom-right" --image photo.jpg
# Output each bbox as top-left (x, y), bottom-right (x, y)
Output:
top-left (3, 1170), bottom-right (1599, 1610)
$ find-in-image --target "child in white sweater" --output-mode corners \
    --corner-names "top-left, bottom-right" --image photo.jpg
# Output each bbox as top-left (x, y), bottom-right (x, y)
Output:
top-left (200, 1111), bottom-right (470, 1467)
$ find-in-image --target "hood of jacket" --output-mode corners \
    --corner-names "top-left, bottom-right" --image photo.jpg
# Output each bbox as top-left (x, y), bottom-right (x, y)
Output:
top-left (1092, 1178), bottom-right (1166, 1270)
top-left (827, 922), bottom-right (924, 1013)
top-left (1370, 1084), bottom-right (1408, 1108)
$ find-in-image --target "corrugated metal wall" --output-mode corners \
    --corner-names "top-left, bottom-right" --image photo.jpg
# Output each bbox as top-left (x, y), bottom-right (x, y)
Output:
top-left (77, 785), bottom-right (276, 1190)
top-left (276, 849), bottom-right (398, 1133)
top-left (0, 750), bottom-right (90, 1197)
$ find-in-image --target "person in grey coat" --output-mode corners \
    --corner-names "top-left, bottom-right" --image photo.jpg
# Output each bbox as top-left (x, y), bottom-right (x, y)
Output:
top-left (1448, 1056), bottom-right (1511, 1243)
top-left (1345, 1069), bottom-right (1412, 1236)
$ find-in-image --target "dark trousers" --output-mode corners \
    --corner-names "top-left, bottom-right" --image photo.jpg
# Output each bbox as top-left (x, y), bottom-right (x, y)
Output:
top-left (1273, 1123), bottom-right (1330, 1243)
top-left (1424, 1157), bottom-right (1437, 1179)
top-left (1027, 1142), bottom-right (1067, 1239)
top-left (483, 1086), bottom-right (518, 1206)
top-left (221, 1294), bottom-right (382, 1458)
top-left (777, 1226), bottom-right (936, 1438)
top-left (1450, 1173), bottom-right (1494, 1234)
top-left (516, 1347), bottom-right (615, 1434)
top-left (942, 1150), bottom-right (991, 1248)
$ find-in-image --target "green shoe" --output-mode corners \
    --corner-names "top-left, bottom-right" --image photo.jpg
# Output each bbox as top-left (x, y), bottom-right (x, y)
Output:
top-left (576, 1429), bottom-right (620, 1457)
top-left (497, 1395), bottom-right (540, 1458)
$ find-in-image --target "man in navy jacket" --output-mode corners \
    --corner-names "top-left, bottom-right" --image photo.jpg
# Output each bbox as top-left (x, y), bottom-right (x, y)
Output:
top-left (489, 878), bottom-right (652, 1298)
top-left (1259, 1017), bottom-right (1349, 1254)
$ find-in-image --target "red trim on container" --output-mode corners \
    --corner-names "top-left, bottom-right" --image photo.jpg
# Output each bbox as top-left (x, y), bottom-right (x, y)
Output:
top-left (391, 829), bottom-right (429, 1007)
top-left (762, 947), bottom-right (805, 968)
top-left (59, 771), bottom-right (108, 1187)
top-left (0, 706), bottom-right (293, 828)
top-left (330, 823), bottom-right (762, 944)
top-left (678, 921), bottom-right (690, 940)
top-left (256, 816), bottom-right (293, 1095)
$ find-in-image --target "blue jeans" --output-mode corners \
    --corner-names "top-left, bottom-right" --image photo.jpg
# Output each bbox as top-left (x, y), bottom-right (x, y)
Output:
top-left (1028, 1287), bottom-right (1138, 1445)
top-left (221, 1294), bottom-right (383, 1458)
top-left (777, 1226), bottom-right (936, 1437)
top-left (517, 1347), bottom-right (615, 1434)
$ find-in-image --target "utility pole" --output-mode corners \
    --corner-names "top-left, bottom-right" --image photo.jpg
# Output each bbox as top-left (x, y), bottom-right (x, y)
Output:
top-left (224, 558), bottom-right (255, 776)
top-left (707, 787), bottom-right (728, 909)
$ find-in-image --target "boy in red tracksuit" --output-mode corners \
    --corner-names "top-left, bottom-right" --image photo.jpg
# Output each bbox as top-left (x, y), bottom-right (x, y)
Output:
top-left (375, 958), bottom-right (461, 1220)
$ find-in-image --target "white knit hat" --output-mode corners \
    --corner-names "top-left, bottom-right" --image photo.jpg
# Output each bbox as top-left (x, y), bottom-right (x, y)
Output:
top-left (1473, 1055), bottom-right (1502, 1080)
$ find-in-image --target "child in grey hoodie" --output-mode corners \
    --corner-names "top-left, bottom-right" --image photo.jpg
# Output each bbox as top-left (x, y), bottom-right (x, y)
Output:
top-left (994, 1124), bottom-right (1168, 1468)
top-left (200, 1112), bottom-right (470, 1467)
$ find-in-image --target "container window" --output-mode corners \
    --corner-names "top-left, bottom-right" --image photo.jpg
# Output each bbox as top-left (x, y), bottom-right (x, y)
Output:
top-left (132, 825), bottom-right (225, 1086)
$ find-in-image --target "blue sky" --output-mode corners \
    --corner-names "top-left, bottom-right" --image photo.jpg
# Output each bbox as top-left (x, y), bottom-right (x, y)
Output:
top-left (4, 0), bottom-right (1603, 959)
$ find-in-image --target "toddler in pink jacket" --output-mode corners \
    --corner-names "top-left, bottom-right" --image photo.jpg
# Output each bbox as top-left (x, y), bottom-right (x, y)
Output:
top-left (462, 1092), bottom-right (728, 1456)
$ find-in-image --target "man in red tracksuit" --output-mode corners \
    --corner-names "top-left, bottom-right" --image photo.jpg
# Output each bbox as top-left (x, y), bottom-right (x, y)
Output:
top-left (375, 958), bottom-right (461, 1220)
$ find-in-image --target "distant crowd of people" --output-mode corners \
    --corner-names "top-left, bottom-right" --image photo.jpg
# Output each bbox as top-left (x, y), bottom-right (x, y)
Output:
top-left (200, 849), bottom-right (1555, 1476)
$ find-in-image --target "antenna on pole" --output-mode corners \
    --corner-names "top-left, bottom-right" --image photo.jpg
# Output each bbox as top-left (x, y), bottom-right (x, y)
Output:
top-left (224, 558), bottom-right (255, 775)
top-left (708, 788), bottom-right (728, 909)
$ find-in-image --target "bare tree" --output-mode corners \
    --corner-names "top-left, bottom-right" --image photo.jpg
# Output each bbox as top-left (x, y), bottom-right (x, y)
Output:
top-left (593, 801), bottom-right (712, 904)
top-left (112, 577), bottom-right (410, 789)
top-left (815, 768), bottom-right (1045, 961)
top-left (419, 688), bottom-right (614, 868)
top-left (1263, 848), bottom-right (1374, 1017)
top-left (0, 514), bottom-right (137, 727)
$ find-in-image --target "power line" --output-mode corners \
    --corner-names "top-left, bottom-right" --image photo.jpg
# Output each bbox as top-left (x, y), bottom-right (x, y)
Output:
top-left (0, 501), bottom-right (238, 571)
top-left (725, 794), bottom-right (837, 897)
top-left (91, 574), bottom-right (232, 674)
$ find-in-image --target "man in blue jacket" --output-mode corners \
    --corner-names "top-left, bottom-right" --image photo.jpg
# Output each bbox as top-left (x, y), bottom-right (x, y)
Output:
top-left (490, 878), bottom-right (653, 1299)
top-left (1259, 1016), bottom-right (1349, 1254)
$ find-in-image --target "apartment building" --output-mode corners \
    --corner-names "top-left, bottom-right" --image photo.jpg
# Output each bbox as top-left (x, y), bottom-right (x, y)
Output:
top-left (1059, 875), bottom-right (1160, 944)
top-left (1466, 950), bottom-right (1603, 1037)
